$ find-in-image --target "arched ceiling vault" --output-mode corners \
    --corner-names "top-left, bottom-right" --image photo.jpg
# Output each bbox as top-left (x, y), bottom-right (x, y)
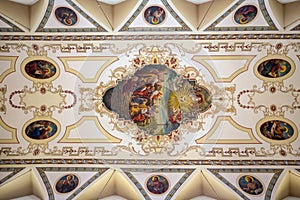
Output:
top-left (0, 0), bottom-right (300, 200)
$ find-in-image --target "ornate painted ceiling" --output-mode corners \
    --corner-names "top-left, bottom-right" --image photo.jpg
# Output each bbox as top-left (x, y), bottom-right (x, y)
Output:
top-left (0, 0), bottom-right (300, 199)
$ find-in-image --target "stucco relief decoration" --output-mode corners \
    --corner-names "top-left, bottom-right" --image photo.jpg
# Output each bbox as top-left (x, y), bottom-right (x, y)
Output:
top-left (237, 43), bottom-right (299, 156)
top-left (95, 46), bottom-right (233, 155)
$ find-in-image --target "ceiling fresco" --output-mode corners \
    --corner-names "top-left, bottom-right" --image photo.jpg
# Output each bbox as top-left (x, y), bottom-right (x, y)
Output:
top-left (0, 0), bottom-right (300, 199)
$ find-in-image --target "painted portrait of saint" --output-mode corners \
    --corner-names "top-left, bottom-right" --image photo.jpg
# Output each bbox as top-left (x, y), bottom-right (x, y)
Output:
top-left (144, 6), bottom-right (166, 25)
top-left (25, 120), bottom-right (57, 140)
top-left (55, 174), bottom-right (79, 193)
top-left (238, 175), bottom-right (263, 195)
top-left (146, 175), bottom-right (169, 195)
top-left (25, 60), bottom-right (57, 79)
top-left (257, 59), bottom-right (291, 78)
top-left (260, 120), bottom-right (294, 141)
top-left (234, 5), bottom-right (258, 24)
top-left (55, 7), bottom-right (78, 26)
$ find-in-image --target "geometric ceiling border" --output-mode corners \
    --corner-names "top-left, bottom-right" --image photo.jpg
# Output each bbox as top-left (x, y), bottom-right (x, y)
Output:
top-left (59, 116), bottom-right (122, 143)
top-left (0, 56), bottom-right (17, 83)
top-left (0, 15), bottom-right (23, 32)
top-left (58, 56), bottom-right (119, 83)
top-left (291, 24), bottom-right (300, 31)
top-left (1, 34), bottom-right (300, 41)
top-left (204, 0), bottom-right (278, 31)
top-left (0, 167), bottom-right (25, 185)
top-left (208, 168), bottom-right (284, 200)
top-left (36, 167), bottom-right (109, 200)
top-left (1, 159), bottom-right (300, 166)
top-left (122, 168), bottom-right (195, 200)
top-left (119, 0), bottom-right (192, 32)
top-left (195, 116), bottom-right (260, 144)
top-left (192, 55), bottom-right (255, 82)
top-left (36, 0), bottom-right (107, 32)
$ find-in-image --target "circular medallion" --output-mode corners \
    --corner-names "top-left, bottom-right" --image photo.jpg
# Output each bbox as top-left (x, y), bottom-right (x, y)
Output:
top-left (144, 6), bottom-right (166, 25)
top-left (257, 59), bottom-right (291, 78)
top-left (260, 120), bottom-right (294, 141)
top-left (55, 174), bottom-right (79, 193)
top-left (55, 7), bottom-right (78, 26)
top-left (25, 60), bottom-right (57, 80)
top-left (234, 5), bottom-right (258, 24)
top-left (238, 175), bottom-right (263, 195)
top-left (25, 120), bottom-right (58, 140)
top-left (146, 175), bottom-right (169, 195)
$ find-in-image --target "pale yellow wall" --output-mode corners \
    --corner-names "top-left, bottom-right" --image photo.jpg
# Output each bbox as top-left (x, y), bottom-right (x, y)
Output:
top-left (0, 1), bottom-right (30, 29)
top-left (284, 1), bottom-right (300, 28)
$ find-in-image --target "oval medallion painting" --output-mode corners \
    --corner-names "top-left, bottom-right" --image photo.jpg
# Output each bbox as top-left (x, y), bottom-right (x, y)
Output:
top-left (239, 175), bottom-right (263, 195)
top-left (144, 6), bottom-right (166, 25)
top-left (25, 60), bottom-right (57, 79)
top-left (55, 174), bottom-right (79, 193)
top-left (146, 175), bottom-right (169, 194)
top-left (234, 5), bottom-right (258, 24)
top-left (257, 59), bottom-right (291, 78)
top-left (260, 120), bottom-right (294, 141)
top-left (103, 64), bottom-right (212, 136)
top-left (55, 7), bottom-right (78, 26)
top-left (25, 120), bottom-right (58, 140)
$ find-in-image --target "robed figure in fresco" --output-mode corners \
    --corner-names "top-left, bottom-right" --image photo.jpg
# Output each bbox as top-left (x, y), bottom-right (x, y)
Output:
top-left (103, 64), bottom-right (212, 136)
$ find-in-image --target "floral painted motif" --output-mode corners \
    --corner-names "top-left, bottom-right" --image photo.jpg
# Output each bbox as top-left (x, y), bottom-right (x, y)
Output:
top-left (234, 5), bottom-right (258, 24)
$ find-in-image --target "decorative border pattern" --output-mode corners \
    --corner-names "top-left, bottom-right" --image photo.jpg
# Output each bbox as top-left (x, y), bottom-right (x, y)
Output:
top-left (35, 0), bottom-right (107, 32)
top-left (37, 167), bottom-right (109, 200)
top-left (291, 24), bottom-right (300, 31)
top-left (0, 167), bottom-right (24, 185)
top-left (208, 168), bottom-right (283, 200)
top-left (204, 0), bottom-right (278, 31)
top-left (1, 159), bottom-right (300, 166)
top-left (122, 168), bottom-right (194, 200)
top-left (0, 34), bottom-right (299, 41)
top-left (119, 0), bottom-right (191, 31)
top-left (0, 15), bottom-right (23, 32)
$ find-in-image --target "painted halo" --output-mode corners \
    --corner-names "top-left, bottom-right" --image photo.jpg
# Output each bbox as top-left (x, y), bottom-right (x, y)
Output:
top-left (21, 57), bottom-right (60, 82)
top-left (238, 175), bottom-right (263, 195)
top-left (55, 174), bottom-right (79, 193)
top-left (234, 5), bottom-right (258, 24)
top-left (146, 175), bottom-right (169, 195)
top-left (254, 55), bottom-right (295, 82)
top-left (55, 7), bottom-right (78, 26)
top-left (22, 117), bottom-right (60, 143)
top-left (256, 117), bottom-right (297, 144)
top-left (143, 5), bottom-right (166, 25)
